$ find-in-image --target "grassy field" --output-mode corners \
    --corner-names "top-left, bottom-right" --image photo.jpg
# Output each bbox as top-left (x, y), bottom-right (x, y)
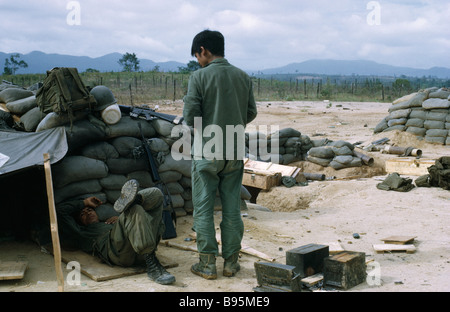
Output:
top-left (2, 71), bottom-right (447, 105)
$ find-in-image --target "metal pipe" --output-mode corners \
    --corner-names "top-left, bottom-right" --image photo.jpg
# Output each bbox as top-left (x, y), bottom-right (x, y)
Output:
top-left (384, 145), bottom-right (422, 157)
top-left (353, 150), bottom-right (374, 166)
top-left (303, 172), bottom-right (326, 181)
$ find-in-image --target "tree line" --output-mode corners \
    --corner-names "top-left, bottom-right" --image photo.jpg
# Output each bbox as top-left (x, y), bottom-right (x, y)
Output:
top-left (2, 53), bottom-right (448, 103)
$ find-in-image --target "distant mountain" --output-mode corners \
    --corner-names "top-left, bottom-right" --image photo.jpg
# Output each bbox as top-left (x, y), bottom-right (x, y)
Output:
top-left (0, 51), bottom-right (186, 74)
top-left (2, 52), bottom-right (450, 78)
top-left (259, 59), bottom-right (450, 79)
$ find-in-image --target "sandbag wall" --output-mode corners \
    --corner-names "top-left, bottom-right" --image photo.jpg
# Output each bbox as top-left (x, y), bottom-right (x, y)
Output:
top-left (51, 117), bottom-right (252, 219)
top-left (374, 87), bottom-right (450, 145)
top-left (306, 139), bottom-right (363, 170)
top-left (246, 128), bottom-right (313, 165)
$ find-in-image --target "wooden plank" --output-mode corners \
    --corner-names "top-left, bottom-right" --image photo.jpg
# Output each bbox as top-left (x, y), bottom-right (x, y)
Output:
top-left (381, 236), bottom-right (416, 245)
top-left (301, 273), bottom-right (323, 287)
top-left (61, 250), bottom-right (178, 282)
top-left (43, 153), bottom-right (64, 292)
top-left (385, 158), bottom-right (435, 176)
top-left (0, 261), bottom-right (28, 280)
top-left (373, 244), bottom-right (416, 254)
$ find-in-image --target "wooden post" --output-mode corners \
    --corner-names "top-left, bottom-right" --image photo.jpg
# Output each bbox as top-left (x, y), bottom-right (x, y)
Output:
top-left (43, 153), bottom-right (64, 292)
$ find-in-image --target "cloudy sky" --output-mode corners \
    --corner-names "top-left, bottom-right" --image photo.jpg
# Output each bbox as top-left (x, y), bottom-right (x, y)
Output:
top-left (0, 0), bottom-right (449, 71)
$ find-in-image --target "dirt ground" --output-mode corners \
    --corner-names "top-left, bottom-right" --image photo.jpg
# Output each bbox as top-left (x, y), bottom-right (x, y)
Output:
top-left (1, 99), bottom-right (449, 293)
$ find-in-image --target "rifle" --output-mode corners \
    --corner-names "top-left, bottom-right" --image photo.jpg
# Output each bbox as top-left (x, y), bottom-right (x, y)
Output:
top-left (119, 104), bottom-right (183, 125)
top-left (138, 123), bottom-right (177, 239)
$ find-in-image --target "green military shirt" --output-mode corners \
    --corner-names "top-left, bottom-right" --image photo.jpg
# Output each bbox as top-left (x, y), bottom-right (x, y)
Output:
top-left (183, 58), bottom-right (257, 160)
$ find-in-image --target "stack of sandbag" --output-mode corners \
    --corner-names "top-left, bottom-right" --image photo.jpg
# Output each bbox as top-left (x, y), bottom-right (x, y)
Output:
top-left (47, 114), bottom-right (251, 217)
top-left (246, 128), bottom-right (313, 165)
top-left (374, 87), bottom-right (450, 145)
top-left (0, 83), bottom-right (46, 132)
top-left (306, 140), bottom-right (362, 170)
top-left (49, 116), bottom-right (188, 217)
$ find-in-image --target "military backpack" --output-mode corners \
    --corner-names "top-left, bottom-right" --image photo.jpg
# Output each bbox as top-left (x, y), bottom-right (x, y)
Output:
top-left (36, 67), bottom-right (96, 120)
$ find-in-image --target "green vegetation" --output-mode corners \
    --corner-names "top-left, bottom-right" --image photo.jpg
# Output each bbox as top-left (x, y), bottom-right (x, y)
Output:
top-left (3, 53), bottom-right (28, 75)
top-left (1, 70), bottom-right (448, 105)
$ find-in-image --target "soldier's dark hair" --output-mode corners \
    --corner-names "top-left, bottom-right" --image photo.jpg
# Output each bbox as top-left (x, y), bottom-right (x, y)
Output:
top-left (191, 30), bottom-right (225, 57)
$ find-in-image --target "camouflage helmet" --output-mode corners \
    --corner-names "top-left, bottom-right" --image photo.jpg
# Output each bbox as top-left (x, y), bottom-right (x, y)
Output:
top-left (90, 85), bottom-right (117, 111)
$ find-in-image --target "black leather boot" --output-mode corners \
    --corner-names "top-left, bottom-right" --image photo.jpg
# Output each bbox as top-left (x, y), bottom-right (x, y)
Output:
top-left (145, 252), bottom-right (176, 285)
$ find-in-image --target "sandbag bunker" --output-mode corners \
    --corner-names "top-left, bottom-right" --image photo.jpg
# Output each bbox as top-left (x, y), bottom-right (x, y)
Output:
top-left (1, 79), bottom-right (378, 216)
top-left (374, 87), bottom-right (450, 145)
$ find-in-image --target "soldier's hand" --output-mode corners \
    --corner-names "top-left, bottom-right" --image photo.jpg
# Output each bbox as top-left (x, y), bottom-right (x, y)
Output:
top-left (84, 197), bottom-right (102, 208)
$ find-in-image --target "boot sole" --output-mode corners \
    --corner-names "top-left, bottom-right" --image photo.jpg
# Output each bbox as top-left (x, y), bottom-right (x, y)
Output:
top-left (190, 267), bottom-right (217, 280)
top-left (114, 179), bottom-right (139, 213)
top-left (223, 269), bottom-right (239, 277)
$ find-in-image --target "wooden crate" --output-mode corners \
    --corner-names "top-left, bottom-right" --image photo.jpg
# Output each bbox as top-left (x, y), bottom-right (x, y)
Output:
top-left (243, 159), bottom-right (301, 190)
top-left (323, 251), bottom-right (366, 290)
top-left (286, 244), bottom-right (329, 278)
top-left (242, 169), bottom-right (281, 190)
top-left (254, 262), bottom-right (302, 292)
top-left (385, 158), bottom-right (435, 176)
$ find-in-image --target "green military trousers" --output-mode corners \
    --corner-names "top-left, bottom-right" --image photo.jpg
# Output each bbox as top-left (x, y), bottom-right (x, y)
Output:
top-left (192, 159), bottom-right (244, 259)
top-left (106, 187), bottom-right (166, 267)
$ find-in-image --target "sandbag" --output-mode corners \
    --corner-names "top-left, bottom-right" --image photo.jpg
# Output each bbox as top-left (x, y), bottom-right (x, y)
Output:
top-left (409, 109), bottom-right (427, 119)
top-left (99, 174), bottom-right (128, 190)
top-left (160, 171), bottom-right (182, 184)
top-left (6, 96), bottom-right (37, 115)
top-left (388, 118), bottom-right (407, 127)
top-left (422, 98), bottom-right (450, 109)
top-left (105, 116), bottom-right (156, 138)
top-left (52, 156), bottom-right (109, 188)
top-left (19, 107), bottom-right (46, 132)
top-left (106, 157), bottom-right (148, 174)
top-left (127, 171), bottom-right (155, 188)
top-left (268, 128), bottom-right (300, 139)
top-left (151, 119), bottom-right (175, 137)
top-left (307, 155), bottom-right (332, 167)
top-left (429, 89), bottom-right (450, 99)
top-left (424, 136), bottom-right (446, 145)
top-left (110, 136), bottom-right (143, 158)
top-left (158, 153), bottom-right (192, 177)
top-left (374, 118), bottom-right (388, 133)
top-left (65, 119), bottom-right (107, 151)
top-left (405, 118), bottom-right (424, 128)
top-left (81, 141), bottom-right (119, 161)
top-left (383, 125), bottom-right (406, 132)
top-left (166, 182), bottom-right (185, 195)
top-left (54, 179), bottom-right (103, 204)
top-left (426, 129), bottom-right (448, 138)
top-left (36, 110), bottom-right (89, 132)
top-left (308, 146), bottom-right (335, 159)
top-left (0, 88), bottom-right (34, 103)
top-left (424, 120), bottom-right (445, 130)
top-left (406, 127), bottom-right (427, 137)
top-left (387, 109), bottom-right (411, 120)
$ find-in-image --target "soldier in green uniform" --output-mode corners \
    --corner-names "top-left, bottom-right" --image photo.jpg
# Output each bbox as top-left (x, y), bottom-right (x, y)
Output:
top-left (183, 30), bottom-right (258, 279)
top-left (56, 180), bottom-right (176, 285)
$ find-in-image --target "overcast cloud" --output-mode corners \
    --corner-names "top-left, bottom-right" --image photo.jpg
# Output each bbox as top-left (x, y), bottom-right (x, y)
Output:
top-left (0, 0), bottom-right (449, 70)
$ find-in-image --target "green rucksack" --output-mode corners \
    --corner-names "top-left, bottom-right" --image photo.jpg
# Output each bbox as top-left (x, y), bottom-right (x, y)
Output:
top-left (36, 67), bottom-right (96, 120)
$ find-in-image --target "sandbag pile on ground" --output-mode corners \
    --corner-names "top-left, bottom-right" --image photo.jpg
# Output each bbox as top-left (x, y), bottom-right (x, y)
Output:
top-left (246, 128), bottom-right (313, 165)
top-left (306, 139), bottom-right (363, 170)
top-left (374, 87), bottom-right (450, 145)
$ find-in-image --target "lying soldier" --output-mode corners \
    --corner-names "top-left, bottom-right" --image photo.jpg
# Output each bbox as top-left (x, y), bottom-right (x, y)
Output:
top-left (56, 179), bottom-right (175, 285)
